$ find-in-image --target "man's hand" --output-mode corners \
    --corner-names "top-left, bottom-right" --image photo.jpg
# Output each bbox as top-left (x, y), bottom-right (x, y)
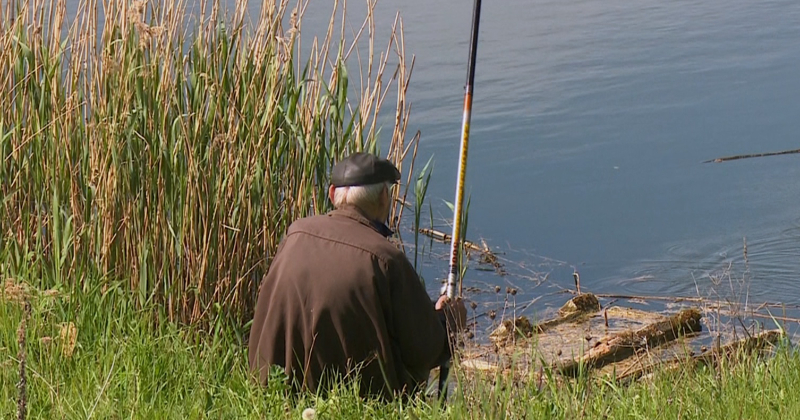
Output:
top-left (435, 295), bottom-right (467, 335)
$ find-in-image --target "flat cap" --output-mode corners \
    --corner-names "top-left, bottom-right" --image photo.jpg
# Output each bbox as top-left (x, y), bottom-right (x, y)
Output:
top-left (331, 152), bottom-right (401, 187)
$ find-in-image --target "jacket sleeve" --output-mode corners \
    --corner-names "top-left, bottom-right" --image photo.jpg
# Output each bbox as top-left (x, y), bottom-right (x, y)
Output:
top-left (385, 256), bottom-right (450, 371)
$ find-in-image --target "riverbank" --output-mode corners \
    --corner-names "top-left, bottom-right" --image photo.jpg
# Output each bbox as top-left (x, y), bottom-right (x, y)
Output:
top-left (2, 278), bottom-right (799, 419)
top-left (3, 1), bottom-right (800, 418)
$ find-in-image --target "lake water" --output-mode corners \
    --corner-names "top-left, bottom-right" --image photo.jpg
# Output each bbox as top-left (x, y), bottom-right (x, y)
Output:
top-left (295, 0), bottom-right (800, 322)
top-left (65, 0), bottom-right (800, 325)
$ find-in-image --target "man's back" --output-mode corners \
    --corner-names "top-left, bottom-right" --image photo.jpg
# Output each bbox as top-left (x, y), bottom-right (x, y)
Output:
top-left (248, 205), bottom-right (448, 398)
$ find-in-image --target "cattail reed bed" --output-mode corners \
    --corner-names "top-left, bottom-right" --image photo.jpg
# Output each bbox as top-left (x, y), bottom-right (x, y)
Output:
top-left (1, 0), bottom-right (417, 325)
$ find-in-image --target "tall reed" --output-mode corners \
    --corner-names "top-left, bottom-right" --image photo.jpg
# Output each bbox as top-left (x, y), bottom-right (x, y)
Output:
top-left (0, 0), bottom-right (417, 325)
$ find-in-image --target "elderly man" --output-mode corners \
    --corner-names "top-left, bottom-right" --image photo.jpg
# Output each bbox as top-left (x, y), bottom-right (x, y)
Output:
top-left (248, 152), bottom-right (466, 399)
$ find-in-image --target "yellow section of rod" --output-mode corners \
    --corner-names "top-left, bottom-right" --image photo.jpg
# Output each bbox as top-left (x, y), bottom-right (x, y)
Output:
top-left (443, 91), bottom-right (473, 299)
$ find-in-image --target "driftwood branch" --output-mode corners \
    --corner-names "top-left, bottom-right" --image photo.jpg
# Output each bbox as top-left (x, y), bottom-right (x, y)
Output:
top-left (418, 227), bottom-right (485, 252)
top-left (592, 292), bottom-right (800, 311)
top-left (554, 308), bottom-right (703, 376)
top-left (714, 307), bottom-right (800, 324)
top-left (592, 293), bottom-right (705, 303)
top-left (418, 228), bottom-right (506, 275)
top-left (703, 148), bottom-right (800, 163)
top-left (616, 329), bottom-right (782, 384)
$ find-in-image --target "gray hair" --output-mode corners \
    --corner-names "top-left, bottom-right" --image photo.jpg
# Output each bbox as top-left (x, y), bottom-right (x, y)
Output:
top-left (332, 182), bottom-right (390, 218)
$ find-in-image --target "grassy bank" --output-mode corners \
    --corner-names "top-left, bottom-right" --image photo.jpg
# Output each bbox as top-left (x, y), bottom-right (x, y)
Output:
top-left (2, 276), bottom-right (800, 419)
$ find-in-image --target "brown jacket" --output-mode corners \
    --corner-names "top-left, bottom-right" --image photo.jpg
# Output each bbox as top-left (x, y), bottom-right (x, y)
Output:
top-left (248, 205), bottom-right (449, 398)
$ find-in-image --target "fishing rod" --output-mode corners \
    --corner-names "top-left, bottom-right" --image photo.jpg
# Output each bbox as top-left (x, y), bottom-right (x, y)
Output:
top-left (438, 0), bottom-right (482, 400)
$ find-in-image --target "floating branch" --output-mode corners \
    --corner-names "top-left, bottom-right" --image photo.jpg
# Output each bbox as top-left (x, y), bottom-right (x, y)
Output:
top-left (703, 148), bottom-right (800, 163)
top-left (418, 228), bottom-right (505, 274)
top-left (554, 308), bottom-right (702, 376)
top-left (616, 329), bottom-right (782, 384)
top-left (690, 329), bottom-right (782, 365)
top-left (593, 293), bottom-right (800, 312)
top-left (419, 227), bottom-right (485, 252)
top-left (592, 293), bottom-right (705, 303)
top-left (716, 308), bottom-right (800, 324)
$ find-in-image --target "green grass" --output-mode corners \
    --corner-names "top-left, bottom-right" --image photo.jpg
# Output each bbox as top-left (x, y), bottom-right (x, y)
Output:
top-left (3, 272), bottom-right (800, 419)
top-left (0, 273), bottom-right (445, 419)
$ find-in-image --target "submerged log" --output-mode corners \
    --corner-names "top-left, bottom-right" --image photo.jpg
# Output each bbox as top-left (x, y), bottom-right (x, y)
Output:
top-left (616, 329), bottom-right (783, 384)
top-left (555, 308), bottom-right (702, 376)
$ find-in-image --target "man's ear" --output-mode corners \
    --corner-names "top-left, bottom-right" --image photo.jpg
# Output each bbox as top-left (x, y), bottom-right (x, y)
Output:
top-left (328, 185), bottom-right (336, 204)
top-left (382, 184), bottom-right (391, 206)
top-left (382, 183), bottom-right (393, 216)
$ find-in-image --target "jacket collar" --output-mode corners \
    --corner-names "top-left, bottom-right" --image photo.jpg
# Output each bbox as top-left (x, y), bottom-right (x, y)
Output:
top-left (330, 205), bottom-right (395, 238)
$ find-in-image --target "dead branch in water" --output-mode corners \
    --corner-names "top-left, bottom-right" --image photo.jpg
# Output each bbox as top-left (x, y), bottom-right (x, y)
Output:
top-left (718, 309), bottom-right (800, 324)
top-left (592, 292), bottom-right (800, 311)
top-left (418, 227), bottom-right (485, 252)
top-left (554, 308), bottom-right (703, 377)
top-left (418, 228), bottom-right (506, 275)
top-left (592, 293), bottom-right (705, 303)
top-left (703, 148), bottom-right (800, 163)
top-left (591, 292), bottom-right (800, 327)
top-left (616, 329), bottom-right (782, 384)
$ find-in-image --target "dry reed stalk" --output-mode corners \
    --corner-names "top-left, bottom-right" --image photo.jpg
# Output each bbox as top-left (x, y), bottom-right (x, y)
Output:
top-left (1, 0), bottom-right (417, 325)
top-left (59, 321), bottom-right (78, 357)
